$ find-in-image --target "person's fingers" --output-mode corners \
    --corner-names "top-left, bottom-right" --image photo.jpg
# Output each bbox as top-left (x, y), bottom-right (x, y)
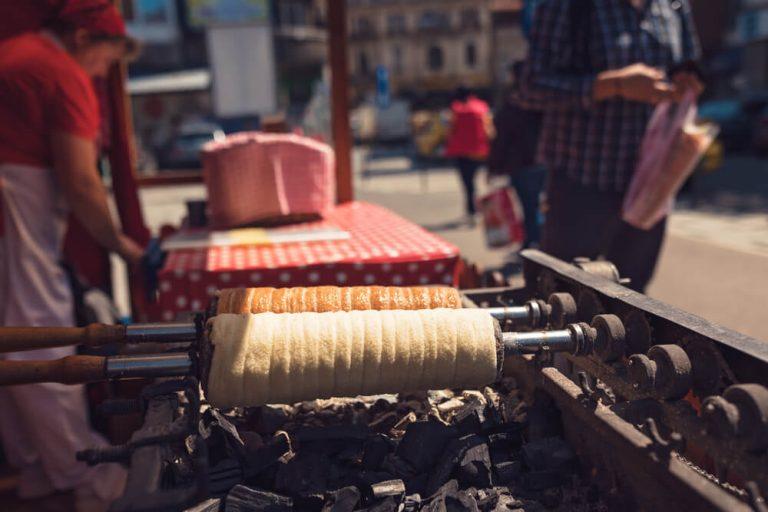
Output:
top-left (652, 82), bottom-right (677, 103)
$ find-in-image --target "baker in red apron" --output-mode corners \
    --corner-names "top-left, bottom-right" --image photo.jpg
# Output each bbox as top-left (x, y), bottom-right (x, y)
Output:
top-left (0, 2), bottom-right (143, 510)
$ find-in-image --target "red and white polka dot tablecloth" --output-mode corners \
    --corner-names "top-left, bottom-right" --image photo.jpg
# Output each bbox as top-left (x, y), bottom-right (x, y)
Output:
top-left (154, 201), bottom-right (461, 320)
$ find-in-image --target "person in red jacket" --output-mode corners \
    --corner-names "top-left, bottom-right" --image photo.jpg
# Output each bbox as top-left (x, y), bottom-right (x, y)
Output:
top-left (445, 87), bottom-right (494, 224)
top-left (0, 2), bottom-right (141, 510)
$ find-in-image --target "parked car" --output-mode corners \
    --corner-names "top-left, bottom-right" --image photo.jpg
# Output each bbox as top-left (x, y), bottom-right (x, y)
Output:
top-left (159, 121), bottom-right (225, 170)
top-left (698, 94), bottom-right (768, 153)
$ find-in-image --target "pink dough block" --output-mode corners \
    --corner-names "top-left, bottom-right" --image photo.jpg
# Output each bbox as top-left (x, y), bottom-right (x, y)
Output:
top-left (202, 132), bottom-right (335, 227)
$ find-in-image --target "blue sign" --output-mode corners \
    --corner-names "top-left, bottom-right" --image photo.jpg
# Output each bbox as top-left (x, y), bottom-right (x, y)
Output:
top-left (376, 65), bottom-right (390, 109)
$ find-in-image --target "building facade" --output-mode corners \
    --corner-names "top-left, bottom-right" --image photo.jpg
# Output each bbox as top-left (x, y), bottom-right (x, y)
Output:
top-left (346, 0), bottom-right (495, 97)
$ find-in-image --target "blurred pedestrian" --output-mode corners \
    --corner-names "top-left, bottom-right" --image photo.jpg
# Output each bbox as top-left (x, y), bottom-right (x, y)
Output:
top-left (522, 0), bottom-right (703, 292)
top-left (0, 1), bottom-right (141, 509)
top-left (445, 86), bottom-right (494, 224)
top-left (488, 62), bottom-right (545, 248)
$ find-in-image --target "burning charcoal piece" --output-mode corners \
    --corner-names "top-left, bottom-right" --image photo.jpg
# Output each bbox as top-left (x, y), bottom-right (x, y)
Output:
top-left (362, 434), bottom-right (394, 470)
top-left (396, 421), bottom-right (457, 472)
top-left (424, 435), bottom-right (486, 496)
top-left (493, 460), bottom-right (523, 485)
top-left (521, 437), bottom-right (575, 473)
top-left (224, 485), bottom-right (292, 512)
top-left (370, 479), bottom-right (406, 500)
top-left (457, 441), bottom-right (493, 488)
top-left (322, 486), bottom-right (361, 512)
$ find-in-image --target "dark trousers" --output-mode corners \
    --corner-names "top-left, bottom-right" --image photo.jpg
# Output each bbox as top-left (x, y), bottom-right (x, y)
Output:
top-left (456, 158), bottom-right (481, 215)
top-left (510, 166), bottom-right (546, 248)
top-left (541, 172), bottom-right (666, 293)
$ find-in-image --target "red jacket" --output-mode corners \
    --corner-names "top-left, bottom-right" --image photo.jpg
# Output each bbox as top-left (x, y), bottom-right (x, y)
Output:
top-left (445, 96), bottom-right (490, 159)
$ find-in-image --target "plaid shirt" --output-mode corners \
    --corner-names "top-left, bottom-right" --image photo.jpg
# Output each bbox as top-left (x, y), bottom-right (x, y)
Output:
top-left (521, 0), bottom-right (701, 191)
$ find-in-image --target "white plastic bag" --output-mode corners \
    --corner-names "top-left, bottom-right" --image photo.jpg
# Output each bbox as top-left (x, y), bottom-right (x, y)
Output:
top-left (622, 91), bottom-right (719, 230)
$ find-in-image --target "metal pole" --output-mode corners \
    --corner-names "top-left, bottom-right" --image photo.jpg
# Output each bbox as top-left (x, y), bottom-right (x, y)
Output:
top-left (327, 0), bottom-right (354, 203)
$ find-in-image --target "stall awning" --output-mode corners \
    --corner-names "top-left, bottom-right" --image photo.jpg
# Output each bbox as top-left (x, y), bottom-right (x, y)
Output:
top-left (127, 69), bottom-right (211, 96)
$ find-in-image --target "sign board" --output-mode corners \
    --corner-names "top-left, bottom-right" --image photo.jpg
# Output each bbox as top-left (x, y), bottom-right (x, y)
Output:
top-left (186, 0), bottom-right (269, 28)
top-left (207, 24), bottom-right (277, 117)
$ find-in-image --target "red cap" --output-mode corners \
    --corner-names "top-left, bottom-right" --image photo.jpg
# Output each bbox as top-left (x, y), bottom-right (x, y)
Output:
top-left (58, 0), bottom-right (126, 37)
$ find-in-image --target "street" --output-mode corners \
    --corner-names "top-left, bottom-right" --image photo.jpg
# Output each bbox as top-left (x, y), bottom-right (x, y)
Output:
top-left (135, 146), bottom-right (768, 341)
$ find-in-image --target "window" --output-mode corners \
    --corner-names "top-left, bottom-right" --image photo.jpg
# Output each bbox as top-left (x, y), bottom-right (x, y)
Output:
top-left (428, 46), bottom-right (444, 71)
top-left (460, 8), bottom-right (480, 29)
top-left (465, 42), bottom-right (477, 68)
top-left (392, 45), bottom-right (403, 74)
top-left (387, 14), bottom-right (406, 34)
top-left (355, 16), bottom-right (375, 35)
top-left (359, 51), bottom-right (370, 75)
top-left (418, 10), bottom-right (450, 30)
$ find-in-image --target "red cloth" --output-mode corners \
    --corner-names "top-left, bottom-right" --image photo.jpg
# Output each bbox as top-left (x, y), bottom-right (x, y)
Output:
top-left (0, 33), bottom-right (99, 168)
top-left (153, 202), bottom-right (461, 321)
top-left (445, 97), bottom-right (491, 159)
top-left (58, 0), bottom-right (126, 37)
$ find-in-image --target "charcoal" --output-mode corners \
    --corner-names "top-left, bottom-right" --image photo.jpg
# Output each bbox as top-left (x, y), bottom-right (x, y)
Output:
top-left (293, 494), bottom-right (325, 511)
top-left (540, 487), bottom-right (563, 508)
top-left (362, 434), bottom-right (394, 470)
top-left (370, 479), bottom-right (406, 500)
top-left (224, 485), bottom-right (292, 512)
top-left (396, 421), bottom-right (457, 472)
top-left (522, 470), bottom-right (565, 491)
top-left (274, 452), bottom-right (339, 495)
top-left (457, 442), bottom-right (493, 489)
top-left (491, 493), bottom-right (524, 512)
top-left (381, 453), bottom-right (417, 479)
top-left (521, 437), bottom-right (574, 473)
top-left (252, 405), bottom-right (293, 434)
top-left (404, 473), bottom-right (429, 496)
top-left (295, 425), bottom-right (370, 443)
top-left (446, 490), bottom-right (480, 512)
top-left (493, 461), bottom-right (523, 485)
top-left (368, 412), bottom-right (401, 433)
top-left (362, 497), bottom-right (399, 512)
top-left (322, 486), bottom-right (360, 512)
top-left (454, 402), bottom-right (486, 431)
top-left (403, 494), bottom-right (422, 511)
top-left (245, 433), bottom-right (291, 476)
top-left (488, 431), bottom-right (521, 454)
top-left (425, 435), bottom-right (486, 496)
top-left (187, 498), bottom-right (222, 512)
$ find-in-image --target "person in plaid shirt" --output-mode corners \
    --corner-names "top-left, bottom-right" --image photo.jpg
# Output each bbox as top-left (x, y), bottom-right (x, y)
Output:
top-left (522, 0), bottom-right (702, 291)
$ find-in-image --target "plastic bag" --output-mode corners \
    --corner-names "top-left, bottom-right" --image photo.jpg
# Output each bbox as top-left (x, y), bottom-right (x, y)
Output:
top-left (622, 91), bottom-right (719, 230)
top-left (478, 187), bottom-right (525, 248)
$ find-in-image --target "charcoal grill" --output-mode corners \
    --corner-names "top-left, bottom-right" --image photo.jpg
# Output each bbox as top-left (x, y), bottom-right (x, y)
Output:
top-left (0, 250), bottom-right (765, 511)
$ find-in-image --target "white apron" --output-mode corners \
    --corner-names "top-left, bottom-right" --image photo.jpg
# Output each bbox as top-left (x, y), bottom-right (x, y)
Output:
top-left (0, 163), bottom-right (125, 511)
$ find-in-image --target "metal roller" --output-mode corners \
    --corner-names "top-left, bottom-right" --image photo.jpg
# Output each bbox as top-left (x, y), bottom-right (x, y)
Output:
top-left (0, 293), bottom-right (577, 355)
top-left (0, 319), bottom-right (602, 389)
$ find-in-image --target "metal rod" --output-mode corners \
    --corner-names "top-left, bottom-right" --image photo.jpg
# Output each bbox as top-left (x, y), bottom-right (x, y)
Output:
top-left (486, 306), bottom-right (532, 324)
top-left (125, 323), bottom-right (197, 344)
top-left (105, 354), bottom-right (193, 380)
top-left (503, 330), bottom-right (575, 356)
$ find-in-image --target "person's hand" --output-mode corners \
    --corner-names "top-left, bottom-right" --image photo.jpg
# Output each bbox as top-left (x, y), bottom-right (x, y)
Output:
top-left (117, 235), bottom-right (145, 266)
top-left (671, 71), bottom-right (704, 100)
top-left (595, 63), bottom-right (676, 104)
